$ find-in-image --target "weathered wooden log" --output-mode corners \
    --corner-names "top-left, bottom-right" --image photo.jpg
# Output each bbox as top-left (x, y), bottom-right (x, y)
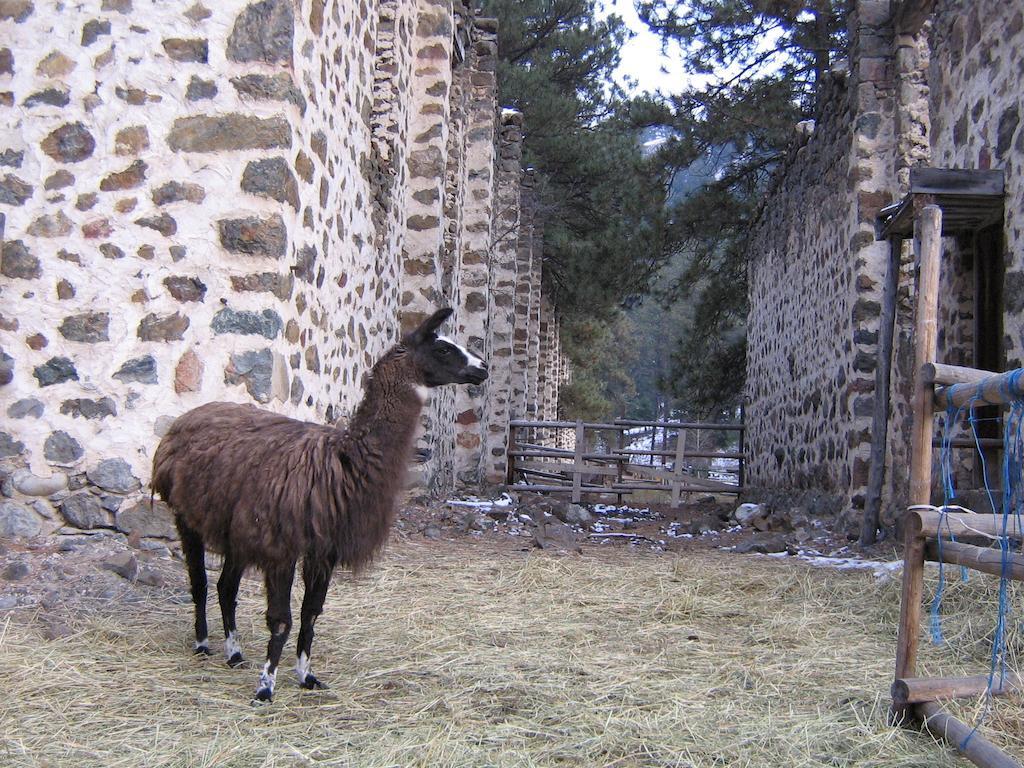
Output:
top-left (925, 539), bottom-right (1024, 580)
top-left (894, 204), bottom-right (943, 724)
top-left (917, 701), bottom-right (1023, 768)
top-left (923, 362), bottom-right (999, 387)
top-left (913, 510), bottom-right (1024, 540)
top-left (613, 418), bottom-right (744, 431)
top-left (934, 368), bottom-right (1024, 410)
top-left (892, 673), bottom-right (1022, 704)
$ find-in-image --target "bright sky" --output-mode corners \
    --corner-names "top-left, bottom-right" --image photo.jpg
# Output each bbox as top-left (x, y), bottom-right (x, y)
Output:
top-left (599, 0), bottom-right (689, 95)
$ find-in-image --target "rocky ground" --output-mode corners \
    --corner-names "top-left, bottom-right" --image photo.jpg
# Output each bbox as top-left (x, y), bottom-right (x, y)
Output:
top-left (0, 490), bottom-right (903, 632)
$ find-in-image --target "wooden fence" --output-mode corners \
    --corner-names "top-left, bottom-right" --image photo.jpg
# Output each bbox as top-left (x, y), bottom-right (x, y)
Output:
top-left (507, 418), bottom-right (744, 507)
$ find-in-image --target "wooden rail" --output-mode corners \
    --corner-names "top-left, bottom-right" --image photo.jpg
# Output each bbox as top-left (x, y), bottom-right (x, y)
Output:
top-left (889, 202), bottom-right (1023, 768)
top-left (507, 418), bottom-right (744, 506)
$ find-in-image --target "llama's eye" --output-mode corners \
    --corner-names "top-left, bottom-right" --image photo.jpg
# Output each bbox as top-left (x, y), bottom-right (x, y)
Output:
top-left (437, 347), bottom-right (450, 356)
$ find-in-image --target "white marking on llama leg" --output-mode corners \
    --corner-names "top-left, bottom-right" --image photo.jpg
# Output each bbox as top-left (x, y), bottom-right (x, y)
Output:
top-left (194, 638), bottom-right (210, 655)
top-left (253, 661), bottom-right (277, 704)
top-left (295, 652), bottom-right (311, 684)
top-left (225, 631), bottom-right (243, 666)
top-left (296, 652), bottom-right (328, 690)
top-left (437, 336), bottom-right (486, 369)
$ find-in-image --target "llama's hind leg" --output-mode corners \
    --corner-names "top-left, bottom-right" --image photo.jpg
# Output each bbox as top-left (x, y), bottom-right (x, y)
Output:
top-left (295, 561), bottom-right (333, 690)
top-left (175, 518), bottom-right (210, 655)
top-left (253, 564), bottom-right (295, 704)
top-left (217, 554), bottom-right (246, 667)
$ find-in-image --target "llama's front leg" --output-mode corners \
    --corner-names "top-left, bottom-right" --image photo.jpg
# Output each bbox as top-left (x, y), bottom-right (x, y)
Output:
top-left (176, 519), bottom-right (210, 655)
top-left (295, 561), bottom-right (333, 690)
top-left (217, 554), bottom-right (246, 667)
top-left (253, 565), bottom-right (294, 704)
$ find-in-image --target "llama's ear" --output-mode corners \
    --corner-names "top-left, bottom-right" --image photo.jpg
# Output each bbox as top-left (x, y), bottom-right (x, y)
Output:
top-left (407, 308), bottom-right (453, 344)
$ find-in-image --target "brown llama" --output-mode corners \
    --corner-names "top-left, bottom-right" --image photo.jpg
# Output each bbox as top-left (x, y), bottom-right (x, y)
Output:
top-left (151, 308), bottom-right (487, 703)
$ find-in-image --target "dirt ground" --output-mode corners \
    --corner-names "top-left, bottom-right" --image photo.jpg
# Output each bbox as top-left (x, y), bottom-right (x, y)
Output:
top-left (0, 496), bottom-right (1020, 767)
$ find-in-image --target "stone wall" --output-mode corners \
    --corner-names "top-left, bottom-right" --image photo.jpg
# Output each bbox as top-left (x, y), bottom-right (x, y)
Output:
top-left (743, 0), bottom-right (1024, 533)
top-left (0, 0), bottom-right (563, 542)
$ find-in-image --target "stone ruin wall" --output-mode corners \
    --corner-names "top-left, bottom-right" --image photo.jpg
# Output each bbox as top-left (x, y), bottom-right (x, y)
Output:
top-left (744, 0), bottom-right (1024, 531)
top-left (0, 0), bottom-right (568, 543)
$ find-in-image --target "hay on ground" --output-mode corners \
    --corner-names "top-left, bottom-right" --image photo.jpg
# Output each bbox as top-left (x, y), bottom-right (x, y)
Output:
top-left (0, 541), bottom-right (1021, 767)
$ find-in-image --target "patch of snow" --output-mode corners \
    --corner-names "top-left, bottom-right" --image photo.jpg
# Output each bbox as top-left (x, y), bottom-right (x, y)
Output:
top-left (763, 551), bottom-right (903, 579)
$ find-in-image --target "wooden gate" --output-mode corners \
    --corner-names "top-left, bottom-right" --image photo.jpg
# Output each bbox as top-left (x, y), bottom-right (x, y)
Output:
top-left (507, 418), bottom-right (744, 506)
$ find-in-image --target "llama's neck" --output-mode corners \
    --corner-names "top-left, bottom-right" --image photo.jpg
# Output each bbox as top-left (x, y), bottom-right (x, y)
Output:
top-left (345, 355), bottom-right (425, 447)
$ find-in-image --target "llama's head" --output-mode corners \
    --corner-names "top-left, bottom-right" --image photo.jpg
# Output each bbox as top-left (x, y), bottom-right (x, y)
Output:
top-left (403, 308), bottom-right (489, 387)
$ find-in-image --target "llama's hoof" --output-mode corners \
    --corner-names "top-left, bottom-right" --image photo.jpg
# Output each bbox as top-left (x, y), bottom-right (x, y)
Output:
top-left (251, 687), bottom-right (273, 705)
top-left (227, 652), bottom-right (245, 668)
top-left (300, 673), bottom-right (328, 690)
top-left (194, 645), bottom-right (212, 656)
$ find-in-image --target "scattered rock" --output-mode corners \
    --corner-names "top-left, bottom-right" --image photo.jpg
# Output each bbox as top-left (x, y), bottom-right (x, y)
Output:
top-left (422, 523), bottom-right (443, 540)
top-left (87, 458), bottom-right (140, 493)
top-left (733, 532), bottom-right (789, 555)
top-left (136, 567), bottom-right (164, 587)
top-left (2, 561), bottom-right (29, 581)
top-left (733, 503), bottom-right (765, 526)
top-left (60, 493), bottom-right (108, 529)
top-left (0, 501), bottom-right (41, 537)
top-left (115, 500), bottom-right (176, 539)
top-left (101, 551), bottom-right (138, 581)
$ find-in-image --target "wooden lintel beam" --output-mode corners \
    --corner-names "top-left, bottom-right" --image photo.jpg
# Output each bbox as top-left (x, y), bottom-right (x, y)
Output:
top-left (914, 509), bottom-right (1024, 540)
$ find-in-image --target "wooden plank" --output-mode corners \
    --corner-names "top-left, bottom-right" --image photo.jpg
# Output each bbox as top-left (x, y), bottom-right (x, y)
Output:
top-left (909, 167), bottom-right (1005, 197)
top-left (571, 420), bottom-right (584, 503)
top-left (935, 368), bottom-right (1024, 410)
top-left (893, 672), bottom-right (1022, 704)
top-left (671, 428), bottom-right (687, 508)
top-left (925, 539), bottom-right (1024, 581)
top-left (894, 204), bottom-right (943, 723)
top-left (613, 419), bottom-right (743, 431)
top-left (917, 702), bottom-right (1023, 768)
top-left (915, 510), bottom-right (1024, 540)
top-left (612, 482), bottom-right (743, 494)
top-left (516, 460), bottom-right (618, 477)
top-left (512, 484), bottom-right (631, 494)
top-left (923, 362), bottom-right (999, 386)
top-left (613, 448), bottom-right (744, 460)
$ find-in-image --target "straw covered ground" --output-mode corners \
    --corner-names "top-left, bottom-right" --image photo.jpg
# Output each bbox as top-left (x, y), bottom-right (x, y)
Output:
top-left (1, 539), bottom-right (1021, 768)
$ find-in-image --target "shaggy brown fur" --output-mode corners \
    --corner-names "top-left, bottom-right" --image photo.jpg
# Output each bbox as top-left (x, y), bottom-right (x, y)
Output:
top-left (152, 347), bottom-right (422, 574)
top-left (150, 308), bottom-right (487, 703)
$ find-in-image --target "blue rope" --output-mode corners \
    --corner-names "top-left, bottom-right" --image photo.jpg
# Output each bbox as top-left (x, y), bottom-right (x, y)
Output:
top-left (953, 375), bottom-right (1022, 750)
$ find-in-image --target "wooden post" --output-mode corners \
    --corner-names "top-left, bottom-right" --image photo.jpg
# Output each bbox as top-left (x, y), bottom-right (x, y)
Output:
top-left (893, 204), bottom-right (943, 724)
top-left (862, 235), bottom-right (901, 545)
top-left (892, 672), bottom-right (1022, 704)
top-left (671, 428), bottom-right (687, 508)
top-left (615, 427), bottom-right (624, 506)
top-left (737, 408), bottom-right (745, 489)
top-left (571, 420), bottom-right (584, 503)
